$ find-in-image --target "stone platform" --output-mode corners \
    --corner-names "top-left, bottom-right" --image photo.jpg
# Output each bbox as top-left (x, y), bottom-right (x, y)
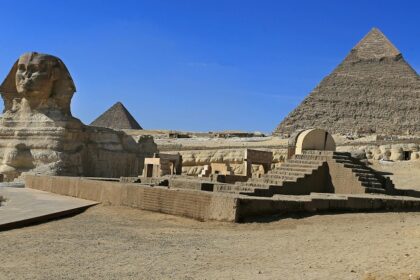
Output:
top-left (0, 184), bottom-right (98, 230)
top-left (25, 175), bottom-right (420, 222)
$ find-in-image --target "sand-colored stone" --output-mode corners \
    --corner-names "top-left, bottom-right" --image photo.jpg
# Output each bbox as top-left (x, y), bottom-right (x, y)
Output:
top-left (275, 28), bottom-right (420, 135)
top-left (295, 128), bottom-right (336, 155)
top-left (0, 52), bottom-right (156, 181)
top-left (25, 175), bottom-right (238, 222)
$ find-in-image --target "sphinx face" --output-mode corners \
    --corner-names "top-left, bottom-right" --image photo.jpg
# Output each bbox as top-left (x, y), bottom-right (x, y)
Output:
top-left (15, 53), bottom-right (58, 103)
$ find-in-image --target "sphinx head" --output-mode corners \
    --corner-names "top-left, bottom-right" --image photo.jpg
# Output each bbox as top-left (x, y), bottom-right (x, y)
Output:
top-left (0, 52), bottom-right (76, 115)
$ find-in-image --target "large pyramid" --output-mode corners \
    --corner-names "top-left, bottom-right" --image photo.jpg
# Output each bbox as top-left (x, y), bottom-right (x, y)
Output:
top-left (90, 102), bottom-right (143, 130)
top-left (274, 28), bottom-right (420, 136)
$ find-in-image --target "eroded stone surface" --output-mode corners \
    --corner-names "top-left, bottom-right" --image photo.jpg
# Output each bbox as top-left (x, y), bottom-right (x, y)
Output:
top-left (274, 28), bottom-right (420, 135)
top-left (0, 52), bottom-right (156, 181)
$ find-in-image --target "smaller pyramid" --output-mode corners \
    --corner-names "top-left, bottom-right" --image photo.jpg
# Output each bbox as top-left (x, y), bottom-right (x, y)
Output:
top-left (90, 102), bottom-right (143, 130)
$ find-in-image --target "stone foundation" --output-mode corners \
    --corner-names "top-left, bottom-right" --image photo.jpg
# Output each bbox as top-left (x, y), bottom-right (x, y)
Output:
top-left (26, 175), bottom-right (420, 222)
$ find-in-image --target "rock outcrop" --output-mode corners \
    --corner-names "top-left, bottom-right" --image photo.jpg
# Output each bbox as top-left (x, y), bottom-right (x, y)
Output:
top-left (274, 28), bottom-right (420, 136)
top-left (0, 52), bottom-right (156, 181)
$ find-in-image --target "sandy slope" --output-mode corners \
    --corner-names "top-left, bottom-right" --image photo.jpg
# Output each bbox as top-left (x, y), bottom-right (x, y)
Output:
top-left (370, 160), bottom-right (420, 191)
top-left (1, 205), bottom-right (419, 280)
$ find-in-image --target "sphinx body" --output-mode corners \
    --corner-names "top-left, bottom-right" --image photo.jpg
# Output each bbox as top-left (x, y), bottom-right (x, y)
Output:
top-left (0, 52), bottom-right (156, 181)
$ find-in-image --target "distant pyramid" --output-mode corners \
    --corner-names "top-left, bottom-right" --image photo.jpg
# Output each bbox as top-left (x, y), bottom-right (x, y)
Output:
top-left (90, 102), bottom-right (143, 130)
top-left (274, 28), bottom-right (420, 135)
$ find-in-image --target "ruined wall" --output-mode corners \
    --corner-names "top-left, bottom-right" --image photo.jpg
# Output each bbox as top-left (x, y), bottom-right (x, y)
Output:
top-left (169, 148), bottom-right (287, 176)
top-left (337, 143), bottom-right (420, 161)
top-left (83, 127), bottom-right (156, 178)
top-left (26, 175), bottom-right (238, 222)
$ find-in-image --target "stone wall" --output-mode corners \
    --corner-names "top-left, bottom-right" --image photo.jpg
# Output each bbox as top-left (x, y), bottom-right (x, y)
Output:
top-left (338, 143), bottom-right (420, 161)
top-left (25, 175), bottom-right (238, 222)
top-left (25, 175), bottom-right (420, 222)
top-left (170, 148), bottom-right (287, 176)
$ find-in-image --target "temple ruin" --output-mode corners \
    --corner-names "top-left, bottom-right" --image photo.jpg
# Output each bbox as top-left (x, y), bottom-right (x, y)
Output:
top-left (2, 29), bottom-right (420, 225)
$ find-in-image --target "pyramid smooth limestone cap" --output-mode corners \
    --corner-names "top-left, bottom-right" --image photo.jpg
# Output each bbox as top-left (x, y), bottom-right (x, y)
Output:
top-left (351, 27), bottom-right (401, 60)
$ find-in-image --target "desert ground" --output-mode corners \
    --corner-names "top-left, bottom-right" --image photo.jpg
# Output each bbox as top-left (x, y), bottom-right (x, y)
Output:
top-left (371, 160), bottom-right (420, 191)
top-left (1, 161), bottom-right (420, 280)
top-left (1, 206), bottom-right (420, 280)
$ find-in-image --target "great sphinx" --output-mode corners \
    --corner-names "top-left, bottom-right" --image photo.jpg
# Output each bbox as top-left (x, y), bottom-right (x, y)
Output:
top-left (0, 52), bottom-right (156, 181)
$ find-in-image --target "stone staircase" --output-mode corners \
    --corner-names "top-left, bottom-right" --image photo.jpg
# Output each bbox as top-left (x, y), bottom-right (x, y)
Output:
top-left (221, 150), bottom-right (394, 197)
top-left (228, 154), bottom-right (327, 196)
top-left (330, 152), bottom-right (394, 194)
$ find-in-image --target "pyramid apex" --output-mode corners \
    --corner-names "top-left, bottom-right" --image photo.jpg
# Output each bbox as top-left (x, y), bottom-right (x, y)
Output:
top-left (351, 28), bottom-right (400, 60)
top-left (113, 101), bottom-right (124, 107)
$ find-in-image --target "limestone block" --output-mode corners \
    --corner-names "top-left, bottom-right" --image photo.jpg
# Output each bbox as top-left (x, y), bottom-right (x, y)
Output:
top-left (390, 147), bottom-right (403, 161)
top-left (411, 152), bottom-right (420, 160)
top-left (379, 145), bottom-right (391, 160)
top-left (351, 150), bottom-right (367, 160)
top-left (373, 148), bottom-right (383, 160)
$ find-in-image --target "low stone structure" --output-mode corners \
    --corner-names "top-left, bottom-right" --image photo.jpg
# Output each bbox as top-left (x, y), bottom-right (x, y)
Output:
top-left (0, 186), bottom-right (97, 230)
top-left (235, 150), bottom-right (395, 196)
top-left (338, 142), bottom-right (420, 161)
top-left (0, 52), bottom-right (157, 181)
top-left (287, 128), bottom-right (335, 158)
top-left (199, 163), bottom-right (233, 177)
top-left (26, 175), bottom-right (238, 222)
top-left (243, 149), bottom-right (273, 177)
top-left (178, 148), bottom-right (276, 177)
top-left (143, 153), bottom-right (182, 177)
top-left (26, 175), bottom-right (420, 222)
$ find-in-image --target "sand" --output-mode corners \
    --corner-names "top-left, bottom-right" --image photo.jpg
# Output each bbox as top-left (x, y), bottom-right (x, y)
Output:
top-left (1, 160), bottom-right (420, 279)
top-left (1, 205), bottom-right (420, 280)
top-left (370, 160), bottom-right (420, 191)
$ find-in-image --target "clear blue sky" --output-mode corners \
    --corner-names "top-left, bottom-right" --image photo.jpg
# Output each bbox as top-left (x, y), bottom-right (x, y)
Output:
top-left (0, 0), bottom-right (419, 133)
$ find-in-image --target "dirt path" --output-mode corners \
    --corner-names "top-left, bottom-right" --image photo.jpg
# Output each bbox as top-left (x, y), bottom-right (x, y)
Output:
top-left (1, 205), bottom-right (420, 280)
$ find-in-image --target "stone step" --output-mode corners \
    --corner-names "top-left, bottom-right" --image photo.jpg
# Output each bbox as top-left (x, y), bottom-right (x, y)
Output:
top-left (302, 150), bottom-right (335, 156)
top-left (216, 184), bottom-right (255, 193)
top-left (271, 166), bottom-right (315, 173)
top-left (333, 152), bottom-right (351, 157)
top-left (266, 170), bottom-right (310, 176)
top-left (286, 159), bottom-right (324, 165)
top-left (259, 179), bottom-right (287, 185)
top-left (262, 176), bottom-right (297, 182)
top-left (263, 174), bottom-right (301, 180)
top-left (343, 163), bottom-right (369, 170)
top-left (361, 181), bottom-right (383, 188)
top-left (357, 177), bottom-right (381, 184)
top-left (280, 163), bottom-right (321, 169)
top-left (364, 187), bottom-right (387, 194)
top-left (352, 168), bottom-right (374, 174)
top-left (294, 155), bottom-right (329, 160)
top-left (242, 183), bottom-right (268, 188)
top-left (356, 174), bottom-right (380, 182)
top-left (249, 188), bottom-right (273, 197)
top-left (334, 158), bottom-right (355, 164)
